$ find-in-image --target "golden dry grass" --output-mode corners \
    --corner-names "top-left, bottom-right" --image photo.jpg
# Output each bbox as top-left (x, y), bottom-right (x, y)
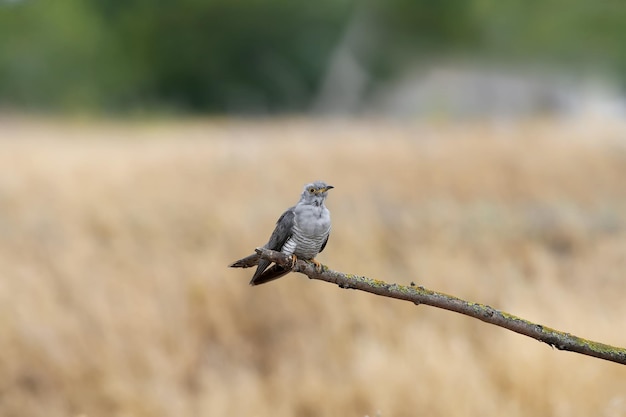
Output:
top-left (1, 116), bottom-right (625, 417)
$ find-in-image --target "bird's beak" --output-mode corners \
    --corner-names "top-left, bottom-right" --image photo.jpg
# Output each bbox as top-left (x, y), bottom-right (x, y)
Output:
top-left (323, 185), bottom-right (334, 192)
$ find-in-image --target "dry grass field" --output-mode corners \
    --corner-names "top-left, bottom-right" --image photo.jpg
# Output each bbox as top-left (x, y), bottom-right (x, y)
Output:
top-left (0, 116), bottom-right (625, 417)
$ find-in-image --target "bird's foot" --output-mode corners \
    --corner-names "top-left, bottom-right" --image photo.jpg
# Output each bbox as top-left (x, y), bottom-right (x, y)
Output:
top-left (288, 254), bottom-right (298, 270)
top-left (310, 258), bottom-right (323, 273)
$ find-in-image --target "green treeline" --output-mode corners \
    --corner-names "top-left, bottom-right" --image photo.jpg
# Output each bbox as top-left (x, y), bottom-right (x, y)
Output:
top-left (0, 0), bottom-right (624, 114)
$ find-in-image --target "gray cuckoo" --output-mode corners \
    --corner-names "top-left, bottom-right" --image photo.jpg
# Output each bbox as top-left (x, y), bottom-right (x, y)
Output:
top-left (229, 181), bottom-right (334, 285)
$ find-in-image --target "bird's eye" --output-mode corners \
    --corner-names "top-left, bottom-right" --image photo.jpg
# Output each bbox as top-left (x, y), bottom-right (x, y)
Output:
top-left (309, 187), bottom-right (316, 193)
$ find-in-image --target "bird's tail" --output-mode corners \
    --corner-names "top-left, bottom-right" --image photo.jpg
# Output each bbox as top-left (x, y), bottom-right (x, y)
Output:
top-left (231, 252), bottom-right (291, 285)
top-left (229, 253), bottom-right (260, 268)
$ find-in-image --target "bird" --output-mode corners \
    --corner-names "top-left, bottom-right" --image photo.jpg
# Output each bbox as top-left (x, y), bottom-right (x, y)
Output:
top-left (229, 181), bottom-right (334, 286)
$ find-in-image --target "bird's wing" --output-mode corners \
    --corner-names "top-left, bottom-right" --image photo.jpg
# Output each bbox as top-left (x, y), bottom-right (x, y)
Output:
top-left (319, 232), bottom-right (330, 253)
top-left (249, 264), bottom-right (290, 286)
top-left (266, 207), bottom-right (296, 251)
top-left (250, 207), bottom-right (295, 285)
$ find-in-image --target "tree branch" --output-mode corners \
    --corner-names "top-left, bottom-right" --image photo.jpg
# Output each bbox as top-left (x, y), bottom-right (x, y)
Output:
top-left (254, 247), bottom-right (626, 366)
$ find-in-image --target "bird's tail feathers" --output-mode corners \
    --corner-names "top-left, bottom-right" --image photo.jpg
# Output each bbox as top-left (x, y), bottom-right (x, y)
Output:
top-left (229, 253), bottom-right (260, 268)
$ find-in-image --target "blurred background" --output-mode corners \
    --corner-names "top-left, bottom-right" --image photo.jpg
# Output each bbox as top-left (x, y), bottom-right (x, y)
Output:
top-left (1, 1), bottom-right (626, 416)
top-left (1, 0), bottom-right (625, 117)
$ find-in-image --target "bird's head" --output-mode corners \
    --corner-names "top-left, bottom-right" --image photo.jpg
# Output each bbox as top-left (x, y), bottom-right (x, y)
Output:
top-left (300, 181), bottom-right (334, 206)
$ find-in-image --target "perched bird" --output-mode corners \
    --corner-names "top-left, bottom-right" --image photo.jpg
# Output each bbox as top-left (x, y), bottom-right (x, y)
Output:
top-left (230, 181), bottom-right (334, 285)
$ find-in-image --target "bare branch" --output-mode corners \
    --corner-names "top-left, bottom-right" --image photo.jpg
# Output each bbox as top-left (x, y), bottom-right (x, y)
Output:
top-left (254, 247), bottom-right (626, 366)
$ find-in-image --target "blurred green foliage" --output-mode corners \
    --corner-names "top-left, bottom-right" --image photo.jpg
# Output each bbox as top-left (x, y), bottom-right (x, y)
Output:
top-left (0, 0), bottom-right (624, 114)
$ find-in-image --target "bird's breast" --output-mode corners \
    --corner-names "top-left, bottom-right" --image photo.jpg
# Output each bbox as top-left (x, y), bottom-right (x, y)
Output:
top-left (287, 205), bottom-right (331, 259)
top-left (294, 206), bottom-right (331, 235)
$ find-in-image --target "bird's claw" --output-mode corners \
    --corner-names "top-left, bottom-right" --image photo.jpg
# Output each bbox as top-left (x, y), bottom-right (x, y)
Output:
top-left (288, 254), bottom-right (298, 270)
top-left (311, 258), bottom-right (323, 273)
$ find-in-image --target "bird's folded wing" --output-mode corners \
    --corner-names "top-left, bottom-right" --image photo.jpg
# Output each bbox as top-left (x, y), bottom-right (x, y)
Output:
top-left (267, 207), bottom-right (295, 251)
top-left (249, 264), bottom-right (290, 286)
